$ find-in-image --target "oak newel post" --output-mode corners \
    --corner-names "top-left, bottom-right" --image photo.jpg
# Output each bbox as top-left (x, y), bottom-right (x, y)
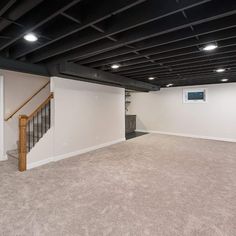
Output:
top-left (19, 115), bottom-right (28, 172)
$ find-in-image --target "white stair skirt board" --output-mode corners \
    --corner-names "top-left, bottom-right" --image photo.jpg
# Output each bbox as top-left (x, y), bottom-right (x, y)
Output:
top-left (136, 130), bottom-right (236, 143)
top-left (27, 138), bottom-right (125, 170)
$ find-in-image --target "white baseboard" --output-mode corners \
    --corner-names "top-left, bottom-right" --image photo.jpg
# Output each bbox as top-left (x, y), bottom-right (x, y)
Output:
top-left (27, 157), bottom-right (54, 169)
top-left (136, 129), bottom-right (236, 143)
top-left (54, 138), bottom-right (125, 162)
top-left (27, 138), bottom-right (125, 170)
top-left (0, 154), bottom-right (8, 161)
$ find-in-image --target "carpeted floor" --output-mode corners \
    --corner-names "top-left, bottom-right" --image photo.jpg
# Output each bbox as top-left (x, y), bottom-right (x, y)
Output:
top-left (0, 134), bottom-right (236, 236)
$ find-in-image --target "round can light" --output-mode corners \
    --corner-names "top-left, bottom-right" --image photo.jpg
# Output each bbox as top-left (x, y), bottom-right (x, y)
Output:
top-left (148, 77), bottom-right (155, 80)
top-left (216, 68), bottom-right (226, 73)
top-left (202, 44), bottom-right (218, 51)
top-left (221, 78), bottom-right (228, 82)
top-left (24, 33), bottom-right (38, 42)
top-left (166, 83), bottom-right (173, 87)
top-left (111, 64), bottom-right (120, 69)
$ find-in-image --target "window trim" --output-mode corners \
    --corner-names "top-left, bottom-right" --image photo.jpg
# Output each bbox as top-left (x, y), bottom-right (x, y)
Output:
top-left (183, 88), bottom-right (207, 104)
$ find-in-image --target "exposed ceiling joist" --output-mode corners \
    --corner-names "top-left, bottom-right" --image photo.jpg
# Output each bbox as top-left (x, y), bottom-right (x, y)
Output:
top-left (0, 0), bottom-right (17, 16)
top-left (0, 0), bottom-right (82, 51)
top-left (0, 0), bottom-right (236, 88)
top-left (10, 0), bottom-right (143, 59)
top-left (26, 0), bottom-right (211, 63)
top-left (85, 30), bottom-right (236, 68)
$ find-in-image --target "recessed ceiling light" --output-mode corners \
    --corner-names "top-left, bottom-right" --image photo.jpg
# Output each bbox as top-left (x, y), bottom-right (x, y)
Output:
top-left (166, 83), bottom-right (173, 87)
top-left (148, 77), bottom-right (155, 80)
top-left (111, 64), bottom-right (120, 69)
top-left (202, 43), bottom-right (218, 51)
top-left (24, 33), bottom-right (38, 42)
top-left (215, 68), bottom-right (226, 73)
top-left (221, 78), bottom-right (228, 82)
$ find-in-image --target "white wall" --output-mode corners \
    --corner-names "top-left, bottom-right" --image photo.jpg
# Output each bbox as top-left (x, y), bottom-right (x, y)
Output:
top-left (2, 70), bottom-right (49, 155)
top-left (129, 83), bottom-right (236, 142)
top-left (27, 77), bottom-right (125, 168)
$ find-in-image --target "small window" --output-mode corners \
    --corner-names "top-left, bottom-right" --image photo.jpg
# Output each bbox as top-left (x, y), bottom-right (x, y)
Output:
top-left (183, 88), bottom-right (207, 103)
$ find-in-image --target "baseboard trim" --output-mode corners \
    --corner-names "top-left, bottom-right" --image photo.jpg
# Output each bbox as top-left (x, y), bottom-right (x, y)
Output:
top-left (28, 157), bottom-right (54, 170)
top-left (27, 138), bottom-right (125, 170)
top-left (54, 138), bottom-right (125, 162)
top-left (136, 129), bottom-right (236, 143)
top-left (0, 154), bottom-right (8, 161)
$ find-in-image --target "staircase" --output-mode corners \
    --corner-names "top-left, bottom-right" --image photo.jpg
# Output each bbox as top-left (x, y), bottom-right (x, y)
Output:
top-left (7, 112), bottom-right (51, 161)
top-left (5, 81), bottom-right (53, 171)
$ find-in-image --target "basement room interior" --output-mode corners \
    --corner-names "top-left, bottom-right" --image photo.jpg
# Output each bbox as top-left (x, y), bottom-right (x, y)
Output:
top-left (0, 0), bottom-right (236, 235)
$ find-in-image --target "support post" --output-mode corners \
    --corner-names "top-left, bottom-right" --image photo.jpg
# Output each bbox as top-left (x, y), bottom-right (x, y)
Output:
top-left (19, 115), bottom-right (28, 172)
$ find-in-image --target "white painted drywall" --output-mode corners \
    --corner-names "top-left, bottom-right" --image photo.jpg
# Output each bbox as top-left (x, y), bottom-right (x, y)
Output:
top-left (2, 70), bottom-right (49, 154)
top-left (52, 77), bottom-right (125, 157)
top-left (27, 128), bottom-right (54, 169)
top-left (27, 77), bottom-right (125, 168)
top-left (128, 83), bottom-right (236, 141)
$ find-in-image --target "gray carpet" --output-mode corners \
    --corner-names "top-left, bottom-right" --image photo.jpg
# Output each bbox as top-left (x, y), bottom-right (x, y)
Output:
top-left (0, 134), bottom-right (236, 236)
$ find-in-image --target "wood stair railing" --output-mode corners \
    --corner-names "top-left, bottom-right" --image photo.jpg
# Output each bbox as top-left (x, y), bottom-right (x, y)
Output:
top-left (5, 81), bottom-right (50, 121)
top-left (19, 93), bottom-right (53, 172)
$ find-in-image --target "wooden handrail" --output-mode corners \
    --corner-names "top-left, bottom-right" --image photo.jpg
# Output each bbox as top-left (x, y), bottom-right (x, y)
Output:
top-left (5, 81), bottom-right (50, 121)
top-left (27, 92), bottom-right (53, 120)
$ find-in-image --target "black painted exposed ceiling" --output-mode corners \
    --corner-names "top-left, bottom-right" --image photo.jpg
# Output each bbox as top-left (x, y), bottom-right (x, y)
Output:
top-left (1, 0), bottom-right (236, 88)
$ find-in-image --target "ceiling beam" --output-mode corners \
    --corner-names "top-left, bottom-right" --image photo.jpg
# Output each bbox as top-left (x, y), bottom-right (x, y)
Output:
top-left (0, 56), bottom-right (49, 76)
top-left (133, 68), bottom-right (236, 81)
top-left (77, 16), bottom-right (236, 66)
top-left (85, 30), bottom-right (236, 68)
top-left (0, 55), bottom-right (158, 91)
top-left (125, 59), bottom-right (236, 78)
top-left (0, 0), bottom-right (44, 33)
top-left (26, 0), bottom-right (211, 63)
top-left (157, 74), bottom-right (236, 87)
top-left (11, 0), bottom-right (144, 59)
top-left (128, 60), bottom-right (236, 80)
top-left (110, 45), bottom-right (236, 76)
top-left (0, 0), bottom-right (83, 51)
top-left (33, 0), bottom-right (236, 64)
top-left (0, 0), bottom-right (17, 16)
top-left (154, 72), bottom-right (236, 83)
top-left (55, 62), bottom-right (160, 91)
top-left (126, 57), bottom-right (236, 78)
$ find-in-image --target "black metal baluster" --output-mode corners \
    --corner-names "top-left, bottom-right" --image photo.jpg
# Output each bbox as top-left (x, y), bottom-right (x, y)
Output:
top-left (45, 103), bottom-right (47, 132)
top-left (33, 116), bottom-right (35, 147)
top-left (49, 100), bottom-right (51, 128)
top-left (27, 121), bottom-right (30, 152)
top-left (47, 102), bottom-right (49, 131)
top-left (41, 108), bottom-right (43, 138)
top-left (37, 111), bottom-right (39, 143)
top-left (44, 104), bottom-right (46, 134)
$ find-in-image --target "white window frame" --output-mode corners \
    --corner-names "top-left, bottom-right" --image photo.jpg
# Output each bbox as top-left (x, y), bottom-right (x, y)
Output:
top-left (183, 88), bottom-right (207, 104)
top-left (0, 75), bottom-right (5, 160)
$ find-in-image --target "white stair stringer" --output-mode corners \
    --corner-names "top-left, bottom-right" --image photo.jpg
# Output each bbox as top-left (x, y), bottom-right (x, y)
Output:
top-left (27, 127), bottom-right (54, 169)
